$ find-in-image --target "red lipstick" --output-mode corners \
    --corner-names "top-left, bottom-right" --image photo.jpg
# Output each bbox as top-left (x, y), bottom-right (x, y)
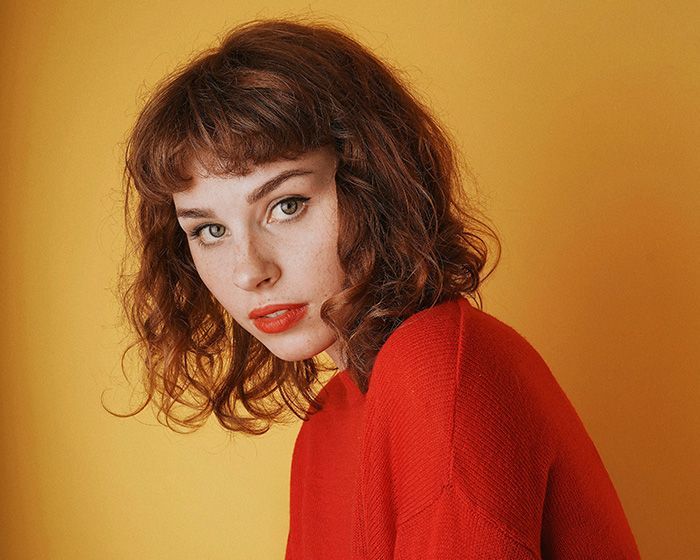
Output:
top-left (249, 303), bottom-right (308, 334)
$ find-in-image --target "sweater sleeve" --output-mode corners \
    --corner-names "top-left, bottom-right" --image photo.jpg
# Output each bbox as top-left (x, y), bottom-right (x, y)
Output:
top-left (392, 482), bottom-right (538, 560)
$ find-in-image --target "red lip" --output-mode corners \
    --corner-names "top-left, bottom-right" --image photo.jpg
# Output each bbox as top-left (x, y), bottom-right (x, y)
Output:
top-left (249, 303), bottom-right (307, 319)
top-left (251, 304), bottom-right (308, 334)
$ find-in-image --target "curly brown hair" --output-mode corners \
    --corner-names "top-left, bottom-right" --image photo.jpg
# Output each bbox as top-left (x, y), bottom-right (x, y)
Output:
top-left (117, 18), bottom-right (501, 435)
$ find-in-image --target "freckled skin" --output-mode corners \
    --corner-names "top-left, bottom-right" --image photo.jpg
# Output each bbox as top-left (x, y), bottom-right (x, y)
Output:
top-left (172, 146), bottom-right (347, 369)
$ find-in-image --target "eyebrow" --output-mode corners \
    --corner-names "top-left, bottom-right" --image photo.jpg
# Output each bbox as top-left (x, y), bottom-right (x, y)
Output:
top-left (176, 168), bottom-right (313, 219)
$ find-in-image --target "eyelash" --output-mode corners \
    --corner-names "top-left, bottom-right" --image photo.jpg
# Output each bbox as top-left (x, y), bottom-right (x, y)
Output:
top-left (188, 196), bottom-right (311, 247)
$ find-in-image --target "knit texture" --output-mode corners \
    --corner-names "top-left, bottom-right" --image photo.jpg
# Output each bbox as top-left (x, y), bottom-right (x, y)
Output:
top-left (285, 297), bottom-right (641, 559)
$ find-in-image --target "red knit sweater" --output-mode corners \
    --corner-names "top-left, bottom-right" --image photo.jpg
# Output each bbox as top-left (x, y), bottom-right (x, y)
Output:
top-left (285, 297), bottom-right (640, 559)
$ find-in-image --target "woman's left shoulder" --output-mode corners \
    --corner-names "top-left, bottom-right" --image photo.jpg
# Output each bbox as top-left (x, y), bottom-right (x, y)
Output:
top-left (362, 297), bottom-right (561, 530)
top-left (370, 296), bottom-right (553, 395)
top-left (370, 296), bottom-right (467, 388)
top-left (364, 296), bottom-right (476, 445)
top-left (368, 295), bottom-right (570, 453)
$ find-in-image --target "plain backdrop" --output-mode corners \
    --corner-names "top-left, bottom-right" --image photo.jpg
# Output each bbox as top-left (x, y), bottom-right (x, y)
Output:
top-left (1, 1), bottom-right (698, 558)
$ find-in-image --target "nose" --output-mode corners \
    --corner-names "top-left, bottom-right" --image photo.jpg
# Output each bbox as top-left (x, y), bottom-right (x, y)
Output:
top-left (230, 234), bottom-right (280, 292)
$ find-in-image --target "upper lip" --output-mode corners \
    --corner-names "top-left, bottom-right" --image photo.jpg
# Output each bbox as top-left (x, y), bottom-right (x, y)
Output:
top-left (248, 303), bottom-right (307, 319)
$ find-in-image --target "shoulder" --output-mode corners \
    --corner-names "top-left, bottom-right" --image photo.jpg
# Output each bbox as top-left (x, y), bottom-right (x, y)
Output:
top-left (369, 295), bottom-right (555, 409)
top-left (362, 296), bottom-right (567, 534)
top-left (365, 297), bottom-right (469, 460)
top-left (375, 296), bottom-right (465, 366)
top-left (368, 296), bottom-right (465, 398)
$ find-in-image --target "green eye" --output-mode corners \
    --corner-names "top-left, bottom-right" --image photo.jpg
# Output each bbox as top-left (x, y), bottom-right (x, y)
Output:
top-left (207, 224), bottom-right (226, 238)
top-left (270, 196), bottom-right (310, 223)
top-left (280, 199), bottom-right (299, 215)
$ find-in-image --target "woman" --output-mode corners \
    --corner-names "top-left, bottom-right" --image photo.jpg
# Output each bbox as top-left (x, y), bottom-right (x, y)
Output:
top-left (120, 19), bottom-right (641, 559)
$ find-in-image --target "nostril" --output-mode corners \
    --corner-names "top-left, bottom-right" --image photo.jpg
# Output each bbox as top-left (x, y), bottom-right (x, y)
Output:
top-left (231, 259), bottom-right (280, 292)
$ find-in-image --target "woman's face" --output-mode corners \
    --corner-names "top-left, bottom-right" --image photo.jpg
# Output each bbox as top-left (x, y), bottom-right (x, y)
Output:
top-left (173, 146), bottom-right (347, 368)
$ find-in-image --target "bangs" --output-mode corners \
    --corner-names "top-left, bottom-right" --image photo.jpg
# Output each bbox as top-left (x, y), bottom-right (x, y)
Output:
top-left (126, 64), bottom-right (334, 202)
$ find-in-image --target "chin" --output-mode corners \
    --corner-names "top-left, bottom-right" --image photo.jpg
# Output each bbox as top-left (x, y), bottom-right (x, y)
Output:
top-left (267, 347), bottom-right (313, 362)
top-left (264, 335), bottom-right (336, 364)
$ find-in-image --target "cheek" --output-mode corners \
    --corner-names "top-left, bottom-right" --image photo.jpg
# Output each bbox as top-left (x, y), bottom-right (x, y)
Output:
top-left (191, 253), bottom-right (228, 296)
top-left (311, 235), bottom-right (344, 288)
top-left (190, 251), bottom-right (210, 281)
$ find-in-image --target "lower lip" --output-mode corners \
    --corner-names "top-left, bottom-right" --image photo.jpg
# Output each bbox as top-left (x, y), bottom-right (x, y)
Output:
top-left (252, 305), bottom-right (308, 334)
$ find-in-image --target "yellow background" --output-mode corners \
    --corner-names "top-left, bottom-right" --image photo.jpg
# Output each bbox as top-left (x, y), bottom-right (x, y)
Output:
top-left (2, 1), bottom-right (698, 558)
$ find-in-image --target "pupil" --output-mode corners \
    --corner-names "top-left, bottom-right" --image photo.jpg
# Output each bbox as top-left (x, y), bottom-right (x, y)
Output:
top-left (282, 200), bottom-right (298, 215)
